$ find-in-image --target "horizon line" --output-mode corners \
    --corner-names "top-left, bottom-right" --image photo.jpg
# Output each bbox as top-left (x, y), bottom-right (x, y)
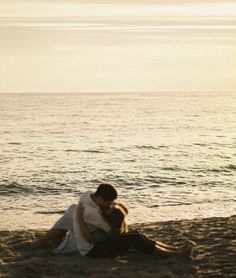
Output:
top-left (0, 91), bottom-right (234, 94)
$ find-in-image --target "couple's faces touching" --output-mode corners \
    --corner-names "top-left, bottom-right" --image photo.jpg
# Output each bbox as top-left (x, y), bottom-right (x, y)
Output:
top-left (96, 197), bottom-right (114, 210)
top-left (99, 200), bottom-right (121, 216)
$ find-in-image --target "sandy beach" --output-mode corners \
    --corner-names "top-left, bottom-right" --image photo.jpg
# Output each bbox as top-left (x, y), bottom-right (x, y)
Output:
top-left (1, 216), bottom-right (235, 277)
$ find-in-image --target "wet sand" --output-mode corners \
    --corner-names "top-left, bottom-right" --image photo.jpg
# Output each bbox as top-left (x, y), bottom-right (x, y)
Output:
top-left (1, 216), bottom-right (235, 277)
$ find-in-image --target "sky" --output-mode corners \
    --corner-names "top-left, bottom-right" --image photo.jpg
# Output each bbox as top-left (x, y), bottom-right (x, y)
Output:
top-left (0, 0), bottom-right (236, 93)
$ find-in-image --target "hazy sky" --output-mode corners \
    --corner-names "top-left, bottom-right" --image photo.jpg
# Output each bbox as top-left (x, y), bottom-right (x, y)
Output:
top-left (0, 0), bottom-right (236, 93)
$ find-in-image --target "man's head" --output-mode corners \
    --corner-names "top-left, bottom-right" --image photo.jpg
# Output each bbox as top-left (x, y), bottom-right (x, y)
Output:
top-left (93, 183), bottom-right (118, 208)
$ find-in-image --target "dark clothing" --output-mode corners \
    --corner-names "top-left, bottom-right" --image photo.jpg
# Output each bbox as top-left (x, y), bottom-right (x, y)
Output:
top-left (86, 231), bottom-right (156, 258)
top-left (91, 229), bottom-right (109, 243)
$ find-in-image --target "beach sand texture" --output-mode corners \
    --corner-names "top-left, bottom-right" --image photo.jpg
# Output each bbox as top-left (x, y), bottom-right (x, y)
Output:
top-left (1, 216), bottom-right (235, 277)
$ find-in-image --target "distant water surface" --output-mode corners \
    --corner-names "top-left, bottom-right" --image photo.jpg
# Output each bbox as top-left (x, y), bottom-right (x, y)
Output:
top-left (0, 92), bottom-right (235, 229)
top-left (1, 1), bottom-right (236, 93)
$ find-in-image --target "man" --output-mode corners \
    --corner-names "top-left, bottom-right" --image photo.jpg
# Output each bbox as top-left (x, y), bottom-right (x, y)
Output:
top-left (73, 183), bottom-right (117, 255)
top-left (35, 183), bottom-right (118, 255)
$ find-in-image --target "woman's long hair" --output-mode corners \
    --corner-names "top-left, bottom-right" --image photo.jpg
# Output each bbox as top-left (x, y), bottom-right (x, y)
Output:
top-left (105, 203), bottom-right (129, 234)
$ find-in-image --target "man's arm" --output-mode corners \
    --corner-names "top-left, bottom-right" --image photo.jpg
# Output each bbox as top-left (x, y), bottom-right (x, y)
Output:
top-left (76, 204), bottom-right (92, 243)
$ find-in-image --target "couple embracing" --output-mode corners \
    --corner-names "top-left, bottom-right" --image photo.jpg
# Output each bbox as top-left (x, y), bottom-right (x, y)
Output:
top-left (36, 183), bottom-right (192, 258)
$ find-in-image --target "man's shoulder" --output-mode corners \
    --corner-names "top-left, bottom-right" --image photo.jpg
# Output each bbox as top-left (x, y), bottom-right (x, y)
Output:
top-left (80, 191), bottom-right (92, 202)
top-left (80, 191), bottom-right (97, 209)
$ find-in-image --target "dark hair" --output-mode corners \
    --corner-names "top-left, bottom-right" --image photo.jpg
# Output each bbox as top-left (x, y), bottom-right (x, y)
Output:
top-left (94, 183), bottom-right (118, 201)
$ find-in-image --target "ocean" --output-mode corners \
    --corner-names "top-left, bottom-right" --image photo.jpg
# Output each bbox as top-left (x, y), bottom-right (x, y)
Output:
top-left (0, 92), bottom-right (235, 229)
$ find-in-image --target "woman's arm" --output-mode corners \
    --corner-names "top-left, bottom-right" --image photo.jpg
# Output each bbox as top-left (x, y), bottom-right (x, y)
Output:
top-left (76, 204), bottom-right (92, 243)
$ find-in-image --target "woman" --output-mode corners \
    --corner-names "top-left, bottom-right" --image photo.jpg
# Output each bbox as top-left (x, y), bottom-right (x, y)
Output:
top-left (78, 203), bottom-right (192, 258)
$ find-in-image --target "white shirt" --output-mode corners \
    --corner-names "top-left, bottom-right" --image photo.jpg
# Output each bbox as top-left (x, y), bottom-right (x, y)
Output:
top-left (73, 191), bottom-right (110, 255)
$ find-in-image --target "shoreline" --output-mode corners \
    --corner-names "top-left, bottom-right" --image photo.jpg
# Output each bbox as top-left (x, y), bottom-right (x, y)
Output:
top-left (1, 215), bottom-right (235, 277)
top-left (1, 199), bottom-right (235, 231)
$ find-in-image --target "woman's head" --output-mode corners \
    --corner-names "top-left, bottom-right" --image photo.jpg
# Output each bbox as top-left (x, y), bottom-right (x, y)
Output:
top-left (104, 203), bottom-right (129, 234)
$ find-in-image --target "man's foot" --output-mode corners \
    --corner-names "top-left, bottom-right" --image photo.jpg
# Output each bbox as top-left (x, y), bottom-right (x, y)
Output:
top-left (29, 239), bottom-right (47, 248)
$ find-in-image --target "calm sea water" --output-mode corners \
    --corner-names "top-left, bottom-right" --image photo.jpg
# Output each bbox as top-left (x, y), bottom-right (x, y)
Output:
top-left (0, 92), bottom-right (235, 229)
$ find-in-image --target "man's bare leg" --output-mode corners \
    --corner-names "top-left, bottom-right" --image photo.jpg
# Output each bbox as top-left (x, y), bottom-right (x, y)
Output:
top-left (34, 229), bottom-right (67, 247)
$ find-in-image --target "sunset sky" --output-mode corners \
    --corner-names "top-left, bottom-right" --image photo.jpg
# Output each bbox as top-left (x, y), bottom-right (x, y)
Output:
top-left (0, 0), bottom-right (235, 93)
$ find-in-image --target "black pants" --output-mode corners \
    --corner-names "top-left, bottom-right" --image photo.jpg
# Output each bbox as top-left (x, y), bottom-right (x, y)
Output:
top-left (87, 231), bottom-right (156, 258)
